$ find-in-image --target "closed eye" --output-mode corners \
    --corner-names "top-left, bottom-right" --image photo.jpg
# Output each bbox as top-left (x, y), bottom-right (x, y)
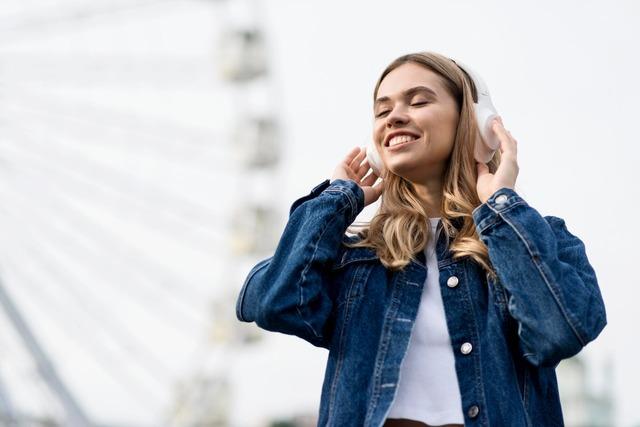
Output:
top-left (375, 101), bottom-right (429, 118)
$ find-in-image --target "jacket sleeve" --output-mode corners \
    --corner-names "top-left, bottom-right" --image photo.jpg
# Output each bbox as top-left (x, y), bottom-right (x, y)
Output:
top-left (472, 187), bottom-right (607, 367)
top-left (235, 178), bottom-right (365, 349)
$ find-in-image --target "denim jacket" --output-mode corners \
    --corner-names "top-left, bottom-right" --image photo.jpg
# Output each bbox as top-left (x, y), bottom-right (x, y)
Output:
top-left (235, 178), bottom-right (607, 427)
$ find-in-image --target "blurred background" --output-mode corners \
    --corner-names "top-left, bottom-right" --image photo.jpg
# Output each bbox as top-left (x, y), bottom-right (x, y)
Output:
top-left (0, 0), bottom-right (637, 426)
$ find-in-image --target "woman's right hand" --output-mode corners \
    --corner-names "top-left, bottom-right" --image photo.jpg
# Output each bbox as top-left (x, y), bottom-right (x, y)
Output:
top-left (331, 146), bottom-right (384, 208)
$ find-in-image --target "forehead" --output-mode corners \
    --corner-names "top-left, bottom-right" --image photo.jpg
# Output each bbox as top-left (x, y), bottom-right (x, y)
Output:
top-left (376, 62), bottom-right (446, 99)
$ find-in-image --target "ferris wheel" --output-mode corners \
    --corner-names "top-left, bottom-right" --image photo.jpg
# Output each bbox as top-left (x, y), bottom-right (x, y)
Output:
top-left (0, 0), bottom-right (281, 425)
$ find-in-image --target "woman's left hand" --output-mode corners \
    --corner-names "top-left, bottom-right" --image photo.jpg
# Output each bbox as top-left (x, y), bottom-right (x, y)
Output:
top-left (476, 117), bottom-right (519, 204)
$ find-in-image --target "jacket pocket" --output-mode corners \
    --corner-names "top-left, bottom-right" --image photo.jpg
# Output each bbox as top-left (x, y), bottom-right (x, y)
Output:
top-left (487, 272), bottom-right (509, 319)
top-left (331, 245), bottom-right (378, 305)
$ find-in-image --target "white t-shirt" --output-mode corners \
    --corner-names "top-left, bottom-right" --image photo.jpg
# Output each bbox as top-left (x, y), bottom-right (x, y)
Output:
top-left (386, 217), bottom-right (465, 424)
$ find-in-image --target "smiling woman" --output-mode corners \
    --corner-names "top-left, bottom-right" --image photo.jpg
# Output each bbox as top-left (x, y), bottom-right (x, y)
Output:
top-left (350, 53), bottom-right (500, 273)
top-left (236, 50), bottom-right (607, 427)
top-left (372, 63), bottom-right (461, 191)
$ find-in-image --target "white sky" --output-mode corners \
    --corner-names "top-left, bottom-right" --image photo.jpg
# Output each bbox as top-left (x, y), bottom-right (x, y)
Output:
top-left (0, 0), bottom-right (638, 426)
top-left (257, 0), bottom-right (640, 425)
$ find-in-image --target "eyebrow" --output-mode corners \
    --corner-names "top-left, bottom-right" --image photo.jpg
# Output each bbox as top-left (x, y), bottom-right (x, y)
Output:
top-left (374, 86), bottom-right (438, 107)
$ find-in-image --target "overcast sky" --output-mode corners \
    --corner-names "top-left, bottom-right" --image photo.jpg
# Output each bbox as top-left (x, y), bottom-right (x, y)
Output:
top-left (259, 1), bottom-right (639, 425)
top-left (0, 0), bottom-right (638, 426)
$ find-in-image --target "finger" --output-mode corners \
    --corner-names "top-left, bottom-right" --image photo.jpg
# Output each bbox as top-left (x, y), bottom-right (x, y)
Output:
top-left (350, 153), bottom-right (368, 180)
top-left (342, 146), bottom-right (362, 166)
top-left (365, 179), bottom-right (385, 204)
top-left (492, 120), bottom-right (516, 156)
top-left (355, 158), bottom-right (370, 179)
top-left (362, 171), bottom-right (379, 187)
top-left (476, 161), bottom-right (490, 177)
top-left (373, 179), bottom-right (385, 196)
top-left (495, 120), bottom-right (516, 145)
top-left (506, 130), bottom-right (518, 151)
top-left (507, 134), bottom-right (517, 156)
top-left (349, 147), bottom-right (366, 169)
top-left (503, 128), bottom-right (517, 156)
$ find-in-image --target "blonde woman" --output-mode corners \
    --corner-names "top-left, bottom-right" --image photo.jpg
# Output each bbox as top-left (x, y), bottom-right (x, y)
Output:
top-left (236, 51), bottom-right (607, 427)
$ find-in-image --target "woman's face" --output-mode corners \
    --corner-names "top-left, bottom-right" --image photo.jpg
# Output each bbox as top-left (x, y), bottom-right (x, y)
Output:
top-left (373, 62), bottom-right (460, 183)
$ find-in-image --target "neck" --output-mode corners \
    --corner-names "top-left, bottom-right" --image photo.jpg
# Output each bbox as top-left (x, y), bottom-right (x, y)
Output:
top-left (412, 178), bottom-right (443, 218)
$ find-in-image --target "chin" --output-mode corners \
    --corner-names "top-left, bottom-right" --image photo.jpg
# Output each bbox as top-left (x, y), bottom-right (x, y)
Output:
top-left (386, 165), bottom-right (419, 182)
top-left (387, 160), bottom-right (429, 182)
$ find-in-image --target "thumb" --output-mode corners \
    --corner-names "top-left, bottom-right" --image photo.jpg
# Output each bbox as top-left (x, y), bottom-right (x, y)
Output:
top-left (375, 178), bottom-right (386, 196)
top-left (476, 161), bottom-right (489, 177)
top-left (365, 181), bottom-right (384, 206)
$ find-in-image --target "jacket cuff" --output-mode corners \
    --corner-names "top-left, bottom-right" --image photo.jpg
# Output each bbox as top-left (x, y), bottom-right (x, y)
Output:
top-left (289, 178), bottom-right (365, 222)
top-left (322, 179), bottom-right (365, 222)
top-left (288, 179), bottom-right (331, 216)
top-left (472, 187), bottom-right (528, 233)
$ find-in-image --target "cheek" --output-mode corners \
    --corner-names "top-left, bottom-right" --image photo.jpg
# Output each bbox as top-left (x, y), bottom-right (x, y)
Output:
top-left (373, 123), bottom-right (385, 144)
top-left (417, 109), bottom-right (442, 124)
top-left (419, 110), bottom-right (457, 136)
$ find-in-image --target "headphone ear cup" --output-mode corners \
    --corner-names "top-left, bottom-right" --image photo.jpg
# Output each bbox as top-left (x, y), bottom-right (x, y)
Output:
top-left (474, 110), bottom-right (500, 164)
top-left (366, 143), bottom-right (385, 178)
top-left (450, 58), bottom-right (501, 164)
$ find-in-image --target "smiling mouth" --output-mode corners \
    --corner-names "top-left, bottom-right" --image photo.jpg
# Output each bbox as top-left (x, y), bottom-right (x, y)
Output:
top-left (386, 136), bottom-right (420, 150)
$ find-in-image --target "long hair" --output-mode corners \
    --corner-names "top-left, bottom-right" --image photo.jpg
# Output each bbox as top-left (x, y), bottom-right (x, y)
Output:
top-left (345, 51), bottom-right (503, 281)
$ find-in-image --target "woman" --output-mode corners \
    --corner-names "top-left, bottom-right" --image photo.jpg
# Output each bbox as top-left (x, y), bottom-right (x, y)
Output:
top-left (236, 51), bottom-right (607, 426)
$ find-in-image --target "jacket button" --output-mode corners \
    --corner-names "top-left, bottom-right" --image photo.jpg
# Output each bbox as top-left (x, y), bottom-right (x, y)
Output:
top-left (495, 194), bottom-right (508, 205)
top-left (468, 405), bottom-right (479, 418)
top-left (447, 275), bottom-right (459, 288)
top-left (460, 342), bottom-right (473, 354)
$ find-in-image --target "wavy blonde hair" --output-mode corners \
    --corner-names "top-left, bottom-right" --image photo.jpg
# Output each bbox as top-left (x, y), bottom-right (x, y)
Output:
top-left (345, 51), bottom-right (503, 281)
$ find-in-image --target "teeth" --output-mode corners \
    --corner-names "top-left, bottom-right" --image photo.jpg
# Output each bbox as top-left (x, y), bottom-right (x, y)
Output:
top-left (389, 134), bottom-right (418, 147)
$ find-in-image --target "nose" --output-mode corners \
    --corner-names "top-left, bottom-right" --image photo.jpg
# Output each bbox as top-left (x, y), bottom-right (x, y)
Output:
top-left (385, 106), bottom-right (409, 128)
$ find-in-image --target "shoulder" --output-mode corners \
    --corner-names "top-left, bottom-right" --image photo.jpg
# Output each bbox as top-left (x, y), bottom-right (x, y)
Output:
top-left (543, 215), bottom-right (576, 238)
top-left (543, 215), bottom-right (566, 228)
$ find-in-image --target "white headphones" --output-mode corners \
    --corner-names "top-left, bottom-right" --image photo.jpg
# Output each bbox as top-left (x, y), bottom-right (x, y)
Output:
top-left (365, 58), bottom-right (501, 178)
